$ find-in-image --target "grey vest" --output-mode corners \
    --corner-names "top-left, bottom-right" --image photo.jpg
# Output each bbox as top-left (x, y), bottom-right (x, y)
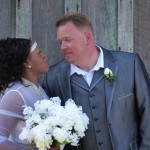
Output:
top-left (70, 69), bottom-right (113, 150)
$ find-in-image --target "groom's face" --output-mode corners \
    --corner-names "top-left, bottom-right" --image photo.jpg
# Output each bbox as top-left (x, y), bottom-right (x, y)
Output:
top-left (56, 22), bottom-right (88, 65)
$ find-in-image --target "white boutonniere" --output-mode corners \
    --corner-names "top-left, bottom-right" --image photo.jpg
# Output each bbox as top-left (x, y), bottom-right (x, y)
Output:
top-left (104, 68), bottom-right (116, 82)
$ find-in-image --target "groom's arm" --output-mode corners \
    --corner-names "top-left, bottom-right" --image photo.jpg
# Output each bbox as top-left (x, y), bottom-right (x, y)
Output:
top-left (134, 54), bottom-right (150, 149)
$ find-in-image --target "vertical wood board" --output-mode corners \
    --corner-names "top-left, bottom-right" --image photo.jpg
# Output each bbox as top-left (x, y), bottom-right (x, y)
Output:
top-left (118, 0), bottom-right (134, 52)
top-left (0, 0), bottom-right (16, 39)
top-left (81, 0), bottom-right (118, 50)
top-left (64, 0), bottom-right (81, 14)
top-left (134, 0), bottom-right (150, 75)
top-left (16, 0), bottom-right (32, 38)
top-left (32, 0), bottom-right (64, 65)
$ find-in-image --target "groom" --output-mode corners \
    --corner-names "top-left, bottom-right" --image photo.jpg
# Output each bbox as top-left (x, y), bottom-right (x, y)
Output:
top-left (43, 13), bottom-right (150, 150)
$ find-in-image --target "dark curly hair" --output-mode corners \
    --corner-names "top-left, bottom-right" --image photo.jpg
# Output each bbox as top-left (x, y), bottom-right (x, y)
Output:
top-left (0, 38), bottom-right (31, 92)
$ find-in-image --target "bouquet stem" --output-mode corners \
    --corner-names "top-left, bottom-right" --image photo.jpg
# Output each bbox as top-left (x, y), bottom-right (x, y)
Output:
top-left (60, 144), bottom-right (65, 150)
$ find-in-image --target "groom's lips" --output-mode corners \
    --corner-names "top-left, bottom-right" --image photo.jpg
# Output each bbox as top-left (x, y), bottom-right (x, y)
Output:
top-left (64, 52), bottom-right (72, 57)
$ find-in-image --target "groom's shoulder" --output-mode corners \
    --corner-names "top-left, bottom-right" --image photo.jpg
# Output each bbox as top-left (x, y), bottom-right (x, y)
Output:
top-left (103, 47), bottom-right (138, 59)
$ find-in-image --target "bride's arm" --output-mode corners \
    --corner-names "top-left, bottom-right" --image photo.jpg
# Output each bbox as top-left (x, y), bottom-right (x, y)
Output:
top-left (0, 90), bottom-right (35, 150)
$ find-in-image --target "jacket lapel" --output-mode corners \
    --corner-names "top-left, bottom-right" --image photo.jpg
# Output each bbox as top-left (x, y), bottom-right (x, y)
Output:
top-left (103, 48), bottom-right (118, 118)
top-left (89, 68), bottom-right (104, 91)
top-left (57, 48), bottom-right (118, 117)
top-left (70, 74), bottom-right (89, 91)
top-left (57, 62), bottom-right (72, 101)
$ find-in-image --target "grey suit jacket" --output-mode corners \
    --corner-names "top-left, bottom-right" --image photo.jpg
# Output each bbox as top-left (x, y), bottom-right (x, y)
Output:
top-left (43, 48), bottom-right (150, 150)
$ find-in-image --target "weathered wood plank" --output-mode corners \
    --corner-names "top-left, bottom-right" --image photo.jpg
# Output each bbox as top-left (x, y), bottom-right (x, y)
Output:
top-left (134, 0), bottom-right (150, 75)
top-left (16, 0), bottom-right (32, 38)
top-left (118, 0), bottom-right (134, 52)
top-left (0, 0), bottom-right (150, 76)
top-left (32, 0), bottom-right (64, 65)
top-left (64, 0), bottom-right (81, 14)
top-left (0, 0), bottom-right (16, 39)
top-left (81, 0), bottom-right (118, 50)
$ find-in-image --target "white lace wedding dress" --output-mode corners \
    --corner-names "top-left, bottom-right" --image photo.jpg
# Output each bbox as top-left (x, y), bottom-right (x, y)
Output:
top-left (0, 79), bottom-right (49, 150)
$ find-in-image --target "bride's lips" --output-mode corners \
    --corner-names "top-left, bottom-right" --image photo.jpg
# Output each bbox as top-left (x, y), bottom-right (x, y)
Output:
top-left (43, 59), bottom-right (48, 64)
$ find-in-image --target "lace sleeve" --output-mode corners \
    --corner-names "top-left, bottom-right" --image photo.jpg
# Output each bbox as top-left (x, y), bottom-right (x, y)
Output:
top-left (0, 90), bottom-right (36, 150)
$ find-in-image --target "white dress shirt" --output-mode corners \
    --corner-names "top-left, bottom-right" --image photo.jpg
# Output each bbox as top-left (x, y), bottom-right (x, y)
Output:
top-left (70, 46), bottom-right (104, 86)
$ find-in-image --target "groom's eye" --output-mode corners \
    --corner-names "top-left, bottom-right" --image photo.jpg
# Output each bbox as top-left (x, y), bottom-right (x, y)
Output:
top-left (66, 38), bottom-right (72, 42)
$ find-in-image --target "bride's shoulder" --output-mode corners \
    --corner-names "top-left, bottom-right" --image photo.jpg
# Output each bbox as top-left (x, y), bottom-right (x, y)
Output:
top-left (3, 82), bottom-right (24, 95)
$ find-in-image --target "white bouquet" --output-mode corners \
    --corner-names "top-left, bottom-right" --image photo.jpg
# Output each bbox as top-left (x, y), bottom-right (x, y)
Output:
top-left (19, 97), bottom-right (89, 150)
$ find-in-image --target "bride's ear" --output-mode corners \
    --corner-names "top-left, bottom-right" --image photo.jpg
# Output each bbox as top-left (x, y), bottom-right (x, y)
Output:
top-left (23, 62), bottom-right (28, 68)
top-left (24, 61), bottom-right (31, 69)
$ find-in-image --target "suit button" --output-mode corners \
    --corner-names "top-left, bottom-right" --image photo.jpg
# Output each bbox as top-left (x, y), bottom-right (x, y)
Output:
top-left (92, 106), bottom-right (96, 109)
top-left (98, 142), bottom-right (103, 146)
top-left (96, 129), bottom-right (101, 133)
top-left (90, 94), bottom-right (94, 97)
top-left (94, 118), bottom-right (98, 121)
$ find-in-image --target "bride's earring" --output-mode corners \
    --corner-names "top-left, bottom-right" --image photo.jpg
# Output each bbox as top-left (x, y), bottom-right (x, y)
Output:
top-left (28, 65), bottom-right (31, 68)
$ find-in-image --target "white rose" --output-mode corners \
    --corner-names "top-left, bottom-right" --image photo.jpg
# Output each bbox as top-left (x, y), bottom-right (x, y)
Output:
top-left (33, 114), bottom-right (41, 123)
top-left (62, 119), bottom-right (75, 130)
top-left (19, 127), bottom-right (34, 142)
top-left (74, 120), bottom-right (85, 134)
top-left (44, 116), bottom-right (59, 128)
top-left (33, 124), bottom-right (48, 141)
top-left (82, 113), bottom-right (89, 128)
top-left (67, 133), bottom-right (79, 146)
top-left (23, 106), bottom-right (33, 116)
top-left (50, 97), bottom-right (61, 105)
top-left (104, 68), bottom-right (112, 75)
top-left (52, 127), bottom-right (67, 143)
top-left (19, 128), bottom-right (29, 140)
top-left (34, 100), bottom-right (53, 112)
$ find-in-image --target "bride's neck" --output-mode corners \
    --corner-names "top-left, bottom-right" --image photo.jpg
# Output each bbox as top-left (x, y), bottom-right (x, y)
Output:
top-left (22, 74), bottom-right (38, 86)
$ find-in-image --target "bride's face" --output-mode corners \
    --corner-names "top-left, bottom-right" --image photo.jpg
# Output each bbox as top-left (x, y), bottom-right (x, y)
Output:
top-left (26, 46), bottom-right (49, 76)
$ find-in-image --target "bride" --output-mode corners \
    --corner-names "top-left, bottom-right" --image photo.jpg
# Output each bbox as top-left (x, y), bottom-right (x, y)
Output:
top-left (0, 38), bottom-right (59, 150)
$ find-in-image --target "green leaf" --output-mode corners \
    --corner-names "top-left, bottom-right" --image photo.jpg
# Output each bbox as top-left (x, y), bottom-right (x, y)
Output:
top-left (52, 140), bottom-right (68, 147)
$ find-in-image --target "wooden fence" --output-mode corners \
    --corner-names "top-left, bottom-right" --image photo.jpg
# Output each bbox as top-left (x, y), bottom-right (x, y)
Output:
top-left (0, 0), bottom-right (150, 75)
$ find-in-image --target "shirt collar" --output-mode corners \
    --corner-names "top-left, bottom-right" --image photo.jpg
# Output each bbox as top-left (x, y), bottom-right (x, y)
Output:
top-left (70, 45), bottom-right (104, 76)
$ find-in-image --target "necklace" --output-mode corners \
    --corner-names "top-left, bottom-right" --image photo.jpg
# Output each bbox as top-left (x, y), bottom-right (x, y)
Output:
top-left (22, 78), bottom-right (43, 100)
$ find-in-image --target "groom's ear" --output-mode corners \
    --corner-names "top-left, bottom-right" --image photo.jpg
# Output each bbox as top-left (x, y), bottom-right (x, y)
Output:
top-left (84, 31), bottom-right (92, 45)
